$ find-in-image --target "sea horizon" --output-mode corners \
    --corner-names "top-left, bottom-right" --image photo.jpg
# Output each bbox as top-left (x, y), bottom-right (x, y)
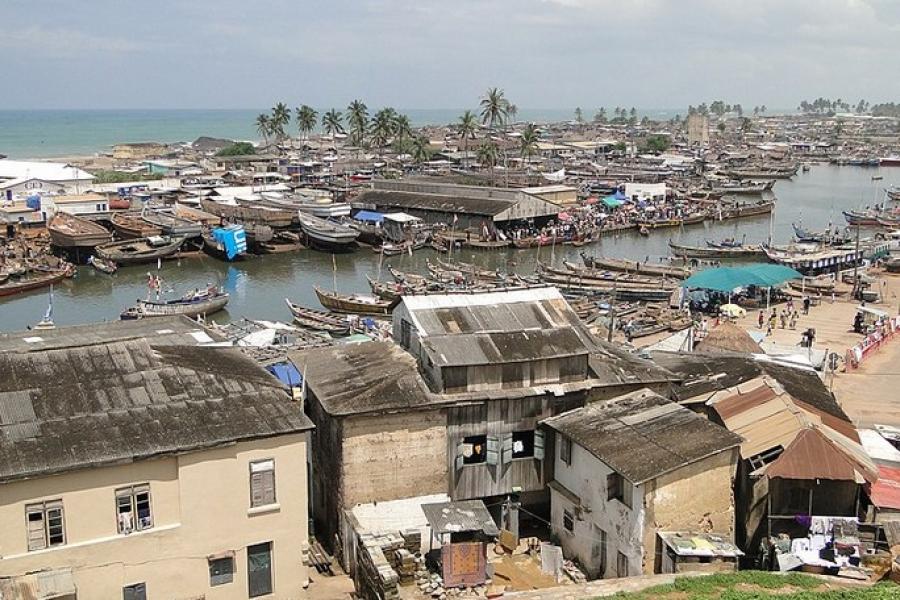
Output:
top-left (0, 107), bottom-right (785, 160)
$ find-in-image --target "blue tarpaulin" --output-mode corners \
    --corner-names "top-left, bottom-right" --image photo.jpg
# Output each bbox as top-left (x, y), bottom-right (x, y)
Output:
top-left (682, 263), bottom-right (802, 292)
top-left (267, 362), bottom-right (302, 387)
top-left (353, 210), bottom-right (384, 223)
top-left (212, 224), bottom-right (247, 260)
top-left (602, 195), bottom-right (624, 209)
top-left (26, 193), bottom-right (41, 211)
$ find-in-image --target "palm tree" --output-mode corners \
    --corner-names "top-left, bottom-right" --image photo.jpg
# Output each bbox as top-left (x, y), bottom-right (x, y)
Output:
top-left (507, 103), bottom-right (518, 126)
top-left (255, 114), bottom-right (272, 146)
top-left (411, 136), bottom-right (431, 166)
top-left (574, 107), bottom-right (584, 123)
top-left (347, 99), bottom-right (369, 149)
top-left (519, 123), bottom-right (539, 165)
top-left (457, 110), bottom-right (478, 167)
top-left (321, 109), bottom-right (344, 149)
top-left (480, 87), bottom-right (509, 130)
top-left (476, 140), bottom-right (499, 187)
top-left (270, 102), bottom-right (291, 141)
top-left (370, 107), bottom-right (397, 149)
top-left (393, 113), bottom-right (412, 152)
top-left (295, 105), bottom-right (318, 144)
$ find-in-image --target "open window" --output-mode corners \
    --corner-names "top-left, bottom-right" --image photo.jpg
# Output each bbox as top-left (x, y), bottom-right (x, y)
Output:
top-left (209, 553), bottom-right (236, 586)
top-left (26, 500), bottom-right (65, 551)
top-left (116, 484), bottom-right (153, 534)
top-left (560, 435), bottom-right (573, 466)
top-left (607, 472), bottom-right (632, 508)
top-left (748, 445), bottom-right (784, 472)
top-left (563, 509), bottom-right (575, 533)
top-left (462, 435), bottom-right (488, 465)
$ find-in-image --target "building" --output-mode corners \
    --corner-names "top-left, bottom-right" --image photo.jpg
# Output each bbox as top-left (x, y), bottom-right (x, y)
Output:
top-left (686, 114), bottom-right (710, 147)
top-left (0, 160), bottom-right (94, 193)
top-left (541, 389), bottom-right (742, 578)
top-left (112, 142), bottom-right (168, 161)
top-left (353, 181), bottom-right (563, 230)
top-left (43, 192), bottom-right (110, 217)
top-left (0, 320), bottom-right (313, 600)
top-left (0, 177), bottom-right (65, 202)
top-left (294, 288), bottom-right (675, 565)
top-left (520, 184), bottom-right (578, 207)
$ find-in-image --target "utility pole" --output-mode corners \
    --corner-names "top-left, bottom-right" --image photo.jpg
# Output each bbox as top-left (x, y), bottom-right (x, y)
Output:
top-left (852, 224), bottom-right (861, 299)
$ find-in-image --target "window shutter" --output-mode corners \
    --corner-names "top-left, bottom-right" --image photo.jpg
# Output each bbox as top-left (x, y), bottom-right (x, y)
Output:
top-left (250, 460), bottom-right (276, 507)
top-left (455, 442), bottom-right (465, 471)
top-left (501, 433), bottom-right (513, 465)
top-left (26, 508), bottom-right (46, 551)
top-left (485, 435), bottom-right (500, 466)
top-left (533, 430), bottom-right (545, 460)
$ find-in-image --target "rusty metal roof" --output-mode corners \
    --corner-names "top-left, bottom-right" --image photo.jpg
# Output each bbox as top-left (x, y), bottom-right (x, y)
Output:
top-left (0, 339), bottom-right (312, 483)
top-left (422, 328), bottom-right (588, 367)
top-left (542, 388), bottom-right (742, 484)
top-left (421, 500), bottom-right (500, 536)
top-left (765, 427), bottom-right (877, 483)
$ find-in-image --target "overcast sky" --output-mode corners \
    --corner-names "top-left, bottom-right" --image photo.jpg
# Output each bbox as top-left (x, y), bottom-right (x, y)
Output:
top-left (1, 0), bottom-right (897, 111)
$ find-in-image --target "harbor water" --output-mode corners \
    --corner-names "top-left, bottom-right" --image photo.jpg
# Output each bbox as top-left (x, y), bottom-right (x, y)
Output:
top-left (0, 164), bottom-right (897, 331)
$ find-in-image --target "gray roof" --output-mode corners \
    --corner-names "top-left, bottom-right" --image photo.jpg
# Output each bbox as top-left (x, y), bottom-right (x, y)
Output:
top-left (0, 339), bottom-right (312, 483)
top-left (0, 316), bottom-right (226, 354)
top-left (542, 389), bottom-right (742, 484)
top-left (356, 190), bottom-right (515, 217)
top-left (422, 500), bottom-right (500, 537)
top-left (422, 328), bottom-right (588, 368)
top-left (290, 341), bottom-right (438, 417)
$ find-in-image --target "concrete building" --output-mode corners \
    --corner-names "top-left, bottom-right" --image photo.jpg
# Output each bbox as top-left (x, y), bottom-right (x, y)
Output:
top-left (0, 319), bottom-right (313, 600)
top-left (0, 177), bottom-right (65, 202)
top-left (686, 114), bottom-right (710, 147)
top-left (542, 389), bottom-right (742, 578)
top-left (43, 192), bottom-right (110, 217)
top-left (0, 160), bottom-right (94, 193)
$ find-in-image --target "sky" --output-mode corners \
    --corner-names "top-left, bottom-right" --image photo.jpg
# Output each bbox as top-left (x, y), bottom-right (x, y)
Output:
top-left (1, 0), bottom-right (897, 111)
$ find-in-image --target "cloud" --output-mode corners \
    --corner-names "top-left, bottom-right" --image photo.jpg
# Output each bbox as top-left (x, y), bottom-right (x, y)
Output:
top-left (0, 26), bottom-right (146, 58)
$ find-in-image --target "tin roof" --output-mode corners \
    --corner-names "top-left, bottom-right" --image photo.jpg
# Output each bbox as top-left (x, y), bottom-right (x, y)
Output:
top-left (356, 189), bottom-right (515, 216)
top-left (0, 339), bottom-right (312, 483)
top-left (542, 388), bottom-right (742, 484)
top-left (421, 500), bottom-right (500, 536)
top-left (658, 532), bottom-right (744, 558)
top-left (870, 465), bottom-right (900, 510)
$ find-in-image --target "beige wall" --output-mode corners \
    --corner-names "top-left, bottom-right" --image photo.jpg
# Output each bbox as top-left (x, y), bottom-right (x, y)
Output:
top-left (0, 433), bottom-right (310, 600)
top-left (641, 449), bottom-right (738, 574)
top-left (342, 411), bottom-right (448, 508)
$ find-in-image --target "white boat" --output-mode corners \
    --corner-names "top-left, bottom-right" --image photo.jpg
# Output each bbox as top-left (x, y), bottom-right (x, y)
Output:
top-left (296, 213), bottom-right (359, 249)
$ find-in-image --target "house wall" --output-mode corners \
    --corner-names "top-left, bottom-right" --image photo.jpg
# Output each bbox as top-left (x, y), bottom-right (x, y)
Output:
top-left (642, 449), bottom-right (738, 574)
top-left (549, 438), bottom-right (644, 579)
top-left (0, 434), bottom-right (309, 600)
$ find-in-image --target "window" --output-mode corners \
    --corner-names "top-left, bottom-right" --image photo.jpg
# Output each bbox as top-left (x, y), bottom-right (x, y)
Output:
top-left (748, 446), bottom-right (784, 471)
top-left (511, 430), bottom-right (535, 459)
top-left (562, 509), bottom-right (574, 533)
top-left (616, 551), bottom-right (628, 578)
top-left (250, 459), bottom-right (276, 508)
top-left (209, 555), bottom-right (235, 586)
top-left (560, 436), bottom-right (573, 466)
top-left (607, 472), bottom-right (632, 508)
top-left (123, 583), bottom-right (146, 600)
top-left (26, 500), bottom-right (65, 551)
top-left (248, 542), bottom-right (273, 597)
top-left (400, 319), bottom-right (411, 349)
top-left (116, 484), bottom-right (152, 534)
top-left (462, 435), bottom-right (488, 465)
top-left (592, 527), bottom-right (607, 575)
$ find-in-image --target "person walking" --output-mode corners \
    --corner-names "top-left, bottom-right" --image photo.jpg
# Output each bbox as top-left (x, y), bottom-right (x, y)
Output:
top-left (802, 295), bottom-right (811, 315)
top-left (758, 310), bottom-right (765, 329)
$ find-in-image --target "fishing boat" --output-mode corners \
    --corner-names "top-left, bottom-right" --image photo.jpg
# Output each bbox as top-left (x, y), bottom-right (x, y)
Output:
top-left (792, 223), bottom-right (851, 245)
top-left (87, 255), bottom-right (118, 274)
top-left (141, 206), bottom-right (203, 237)
top-left (668, 239), bottom-right (765, 259)
top-left (202, 198), bottom-right (295, 229)
top-left (375, 237), bottom-right (427, 256)
top-left (297, 213), bottom-right (359, 250)
top-left (435, 258), bottom-right (501, 282)
top-left (47, 212), bottom-right (111, 249)
top-left (718, 200), bottom-right (775, 219)
top-left (886, 188), bottom-right (900, 202)
top-left (95, 235), bottom-right (185, 265)
top-left (314, 287), bottom-right (395, 316)
top-left (0, 265), bottom-right (74, 298)
top-left (763, 244), bottom-right (863, 275)
top-left (580, 252), bottom-right (690, 279)
top-left (876, 214), bottom-right (900, 229)
top-left (843, 210), bottom-right (881, 226)
top-left (512, 235), bottom-right (557, 249)
top-left (284, 298), bottom-right (351, 335)
top-left (111, 212), bottom-right (162, 239)
top-left (464, 238), bottom-right (511, 249)
top-left (710, 180), bottom-right (776, 194)
top-left (201, 225), bottom-right (247, 261)
top-left (120, 287), bottom-right (229, 320)
top-left (389, 266), bottom-right (429, 287)
top-left (635, 212), bottom-right (707, 230)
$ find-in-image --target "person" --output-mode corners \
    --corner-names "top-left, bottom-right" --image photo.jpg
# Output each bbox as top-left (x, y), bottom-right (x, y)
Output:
top-left (789, 312), bottom-right (798, 330)
top-left (768, 311), bottom-right (777, 331)
top-left (758, 310), bottom-right (765, 329)
top-left (802, 295), bottom-right (811, 315)
top-left (786, 298), bottom-right (793, 313)
top-left (780, 310), bottom-right (788, 329)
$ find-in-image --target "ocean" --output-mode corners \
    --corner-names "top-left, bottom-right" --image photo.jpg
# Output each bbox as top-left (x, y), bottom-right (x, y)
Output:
top-left (0, 108), bottom-right (687, 159)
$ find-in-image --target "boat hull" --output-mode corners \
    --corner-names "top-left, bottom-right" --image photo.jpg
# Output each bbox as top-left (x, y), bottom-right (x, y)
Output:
top-left (95, 237), bottom-right (185, 265)
top-left (121, 294), bottom-right (229, 319)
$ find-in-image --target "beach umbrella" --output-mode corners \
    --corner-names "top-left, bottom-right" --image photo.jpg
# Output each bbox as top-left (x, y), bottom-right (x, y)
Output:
top-left (682, 263), bottom-right (802, 292)
top-left (719, 303), bottom-right (747, 318)
top-left (557, 211), bottom-right (572, 221)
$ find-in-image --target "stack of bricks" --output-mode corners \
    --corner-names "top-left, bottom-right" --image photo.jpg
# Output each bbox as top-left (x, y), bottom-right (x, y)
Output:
top-left (394, 548), bottom-right (418, 582)
top-left (401, 528), bottom-right (422, 554)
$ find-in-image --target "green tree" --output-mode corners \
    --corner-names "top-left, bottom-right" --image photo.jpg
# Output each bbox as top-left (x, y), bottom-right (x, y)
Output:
top-left (370, 107), bottom-right (398, 149)
top-left (411, 136), bottom-right (431, 165)
top-left (629, 107), bottom-right (637, 125)
top-left (295, 105), bottom-right (318, 143)
top-left (476, 140), bottom-right (499, 187)
top-left (574, 107), bottom-right (583, 123)
top-left (321, 109), bottom-right (344, 148)
top-left (216, 141), bottom-right (256, 156)
top-left (346, 99), bottom-right (369, 148)
top-left (255, 113), bottom-right (272, 146)
top-left (270, 102), bottom-right (291, 140)
top-left (594, 107), bottom-right (607, 123)
top-left (507, 103), bottom-right (518, 125)
top-left (480, 87), bottom-right (509, 130)
top-left (457, 110), bottom-right (478, 167)
top-left (392, 113), bottom-right (412, 153)
top-left (639, 134), bottom-right (670, 153)
top-left (519, 123), bottom-right (539, 164)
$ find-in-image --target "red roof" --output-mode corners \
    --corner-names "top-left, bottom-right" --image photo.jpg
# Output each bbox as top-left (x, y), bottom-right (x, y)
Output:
top-left (870, 465), bottom-right (900, 510)
top-left (766, 427), bottom-right (877, 483)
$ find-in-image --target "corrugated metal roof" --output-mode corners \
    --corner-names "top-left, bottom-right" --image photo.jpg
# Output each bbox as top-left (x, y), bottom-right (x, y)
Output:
top-left (870, 465), bottom-right (900, 510)
top-left (0, 340), bottom-right (312, 483)
top-left (421, 500), bottom-right (500, 536)
top-left (357, 189), bottom-right (515, 216)
top-left (765, 427), bottom-right (877, 483)
top-left (542, 389), bottom-right (742, 484)
top-left (422, 328), bottom-right (588, 367)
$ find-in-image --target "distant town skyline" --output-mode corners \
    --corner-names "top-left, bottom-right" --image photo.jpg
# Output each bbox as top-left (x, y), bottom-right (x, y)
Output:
top-left (1, 0), bottom-right (897, 110)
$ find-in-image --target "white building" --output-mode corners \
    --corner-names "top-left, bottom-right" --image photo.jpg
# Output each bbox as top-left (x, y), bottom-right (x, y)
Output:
top-left (0, 160), bottom-right (94, 193)
top-left (542, 389), bottom-right (741, 579)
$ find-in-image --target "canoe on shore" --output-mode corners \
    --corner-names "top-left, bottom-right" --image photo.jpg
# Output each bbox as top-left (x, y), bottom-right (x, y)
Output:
top-left (48, 212), bottom-right (111, 248)
top-left (580, 251), bottom-right (691, 279)
top-left (0, 266), bottom-right (74, 298)
top-left (120, 288), bottom-right (229, 320)
top-left (668, 239), bottom-right (766, 259)
top-left (314, 287), bottom-right (395, 316)
top-left (284, 298), bottom-right (350, 335)
top-left (88, 255), bottom-right (118, 274)
top-left (95, 235), bottom-right (185, 265)
top-left (111, 212), bottom-right (163, 239)
top-left (298, 213), bottom-right (359, 250)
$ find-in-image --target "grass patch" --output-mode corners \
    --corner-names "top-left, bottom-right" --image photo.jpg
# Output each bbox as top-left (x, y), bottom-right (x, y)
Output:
top-left (606, 571), bottom-right (898, 599)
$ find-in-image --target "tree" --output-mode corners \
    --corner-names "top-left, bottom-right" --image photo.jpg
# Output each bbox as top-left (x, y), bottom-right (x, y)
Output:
top-left (255, 114), bottom-right (272, 146)
top-left (480, 87), bottom-right (509, 130)
top-left (393, 113), bottom-right (412, 153)
top-left (717, 121), bottom-right (726, 134)
top-left (347, 99), bottom-right (369, 148)
top-left (270, 102), bottom-right (291, 141)
top-left (295, 105), bottom-right (318, 144)
top-left (321, 109), bottom-right (344, 148)
top-left (594, 107), bottom-right (607, 123)
top-left (476, 140), bottom-right (499, 187)
top-left (507, 103), bottom-right (518, 125)
top-left (639, 134), bottom-right (670, 153)
top-left (411, 136), bottom-right (431, 165)
top-left (574, 107), bottom-right (584, 123)
top-left (628, 107), bottom-right (637, 125)
top-left (519, 123), bottom-right (539, 164)
top-left (216, 141), bottom-right (256, 156)
top-left (734, 104), bottom-right (743, 117)
top-left (370, 107), bottom-right (397, 149)
top-left (457, 110), bottom-right (478, 167)
top-left (759, 105), bottom-right (767, 114)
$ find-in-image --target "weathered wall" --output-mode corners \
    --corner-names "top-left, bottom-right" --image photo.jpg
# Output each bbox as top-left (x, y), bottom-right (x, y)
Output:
top-left (306, 389), bottom-right (345, 555)
top-left (342, 409), bottom-right (448, 508)
top-left (642, 449), bottom-right (738, 575)
top-left (0, 434), bottom-right (310, 600)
